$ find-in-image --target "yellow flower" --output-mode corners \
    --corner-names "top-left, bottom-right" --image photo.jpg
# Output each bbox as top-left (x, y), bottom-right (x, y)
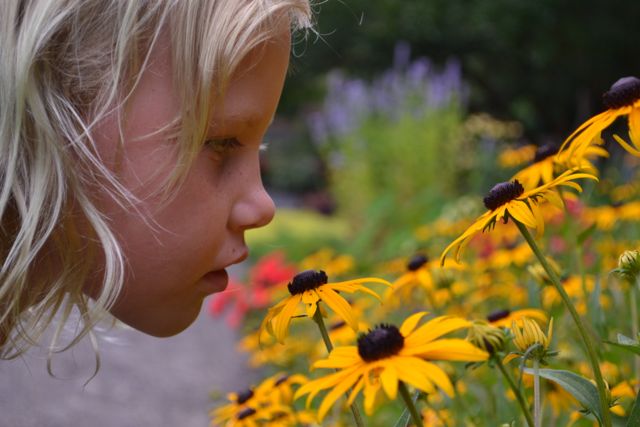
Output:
top-left (294, 312), bottom-right (488, 420)
top-left (559, 76), bottom-right (640, 158)
top-left (512, 141), bottom-right (607, 190)
top-left (498, 144), bottom-right (537, 169)
top-left (440, 169), bottom-right (597, 264)
top-left (211, 372), bottom-right (312, 426)
top-left (260, 270), bottom-right (391, 343)
top-left (384, 253), bottom-right (436, 306)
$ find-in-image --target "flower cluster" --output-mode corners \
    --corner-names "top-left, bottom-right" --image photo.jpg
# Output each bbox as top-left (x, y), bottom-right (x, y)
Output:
top-left (208, 75), bottom-right (640, 427)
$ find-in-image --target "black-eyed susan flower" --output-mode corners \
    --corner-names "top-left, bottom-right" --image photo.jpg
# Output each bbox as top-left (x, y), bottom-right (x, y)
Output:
top-left (512, 141), bottom-right (607, 190)
top-left (294, 312), bottom-right (488, 420)
top-left (560, 76), bottom-right (640, 158)
top-left (211, 372), bottom-right (311, 427)
top-left (260, 270), bottom-right (391, 343)
top-left (440, 169), bottom-right (598, 265)
top-left (384, 253), bottom-right (436, 305)
top-left (211, 387), bottom-right (292, 427)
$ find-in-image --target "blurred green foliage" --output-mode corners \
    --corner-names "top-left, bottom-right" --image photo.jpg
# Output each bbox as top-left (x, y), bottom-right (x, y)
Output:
top-left (283, 0), bottom-right (640, 139)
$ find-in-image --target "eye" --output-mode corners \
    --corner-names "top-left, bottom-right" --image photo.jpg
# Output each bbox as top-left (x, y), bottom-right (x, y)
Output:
top-left (204, 137), bottom-right (242, 154)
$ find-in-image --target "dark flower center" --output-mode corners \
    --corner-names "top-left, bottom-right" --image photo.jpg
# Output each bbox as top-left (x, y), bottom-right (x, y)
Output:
top-left (483, 180), bottom-right (524, 210)
top-left (407, 254), bottom-right (429, 271)
top-left (235, 388), bottom-right (254, 405)
top-left (603, 76), bottom-right (640, 109)
top-left (287, 270), bottom-right (328, 295)
top-left (486, 309), bottom-right (510, 323)
top-left (357, 324), bottom-right (405, 362)
top-left (236, 407), bottom-right (256, 420)
top-left (533, 143), bottom-right (559, 163)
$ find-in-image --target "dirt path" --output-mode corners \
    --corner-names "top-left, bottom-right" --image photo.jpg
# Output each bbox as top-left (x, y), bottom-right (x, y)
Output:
top-left (0, 297), bottom-right (257, 427)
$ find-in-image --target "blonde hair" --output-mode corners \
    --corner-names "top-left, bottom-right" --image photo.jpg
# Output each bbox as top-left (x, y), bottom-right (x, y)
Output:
top-left (0, 0), bottom-right (312, 360)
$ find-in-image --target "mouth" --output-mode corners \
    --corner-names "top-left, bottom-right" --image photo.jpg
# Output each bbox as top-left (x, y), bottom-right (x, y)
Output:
top-left (200, 249), bottom-right (249, 295)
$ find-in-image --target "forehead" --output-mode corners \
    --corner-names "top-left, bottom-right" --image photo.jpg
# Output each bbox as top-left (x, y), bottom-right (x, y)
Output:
top-left (208, 27), bottom-right (291, 134)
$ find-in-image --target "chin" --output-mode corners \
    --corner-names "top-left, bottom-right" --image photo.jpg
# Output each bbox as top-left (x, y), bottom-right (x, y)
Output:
top-left (112, 302), bottom-right (202, 337)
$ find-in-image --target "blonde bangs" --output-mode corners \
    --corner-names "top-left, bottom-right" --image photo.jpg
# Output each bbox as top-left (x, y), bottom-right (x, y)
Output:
top-left (168, 0), bottom-right (312, 185)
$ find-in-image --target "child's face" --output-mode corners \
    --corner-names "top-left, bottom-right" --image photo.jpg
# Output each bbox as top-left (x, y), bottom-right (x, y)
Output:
top-left (90, 26), bottom-right (290, 336)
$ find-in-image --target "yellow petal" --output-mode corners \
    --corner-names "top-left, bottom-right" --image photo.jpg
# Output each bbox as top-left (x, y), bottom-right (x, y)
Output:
top-left (329, 277), bottom-right (393, 288)
top-left (628, 106), bottom-right (640, 150)
top-left (346, 377), bottom-right (365, 406)
top-left (363, 377), bottom-right (381, 415)
top-left (330, 283), bottom-right (383, 301)
top-left (317, 286), bottom-right (358, 331)
top-left (543, 190), bottom-right (564, 209)
top-left (529, 200), bottom-right (545, 235)
top-left (380, 363), bottom-right (399, 399)
top-left (507, 200), bottom-right (537, 228)
top-left (614, 134), bottom-right (640, 157)
top-left (404, 338), bottom-right (489, 361)
top-left (273, 295), bottom-right (302, 343)
top-left (313, 347), bottom-right (361, 369)
top-left (502, 353), bottom-right (520, 365)
top-left (400, 311), bottom-right (429, 337)
top-left (440, 212), bottom-right (495, 265)
top-left (405, 316), bottom-right (470, 347)
top-left (302, 290), bottom-right (319, 318)
top-left (419, 360), bottom-right (456, 397)
top-left (317, 368), bottom-right (363, 421)
top-left (394, 357), bottom-right (438, 394)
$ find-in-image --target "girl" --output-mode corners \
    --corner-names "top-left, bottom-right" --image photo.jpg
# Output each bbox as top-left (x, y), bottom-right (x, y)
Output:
top-left (0, 1), bottom-right (312, 359)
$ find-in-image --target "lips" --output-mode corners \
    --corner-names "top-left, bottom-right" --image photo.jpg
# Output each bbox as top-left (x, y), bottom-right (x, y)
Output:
top-left (230, 249), bottom-right (249, 266)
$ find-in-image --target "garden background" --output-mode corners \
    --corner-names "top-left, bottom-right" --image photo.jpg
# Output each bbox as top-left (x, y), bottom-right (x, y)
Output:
top-left (3, 1), bottom-right (640, 426)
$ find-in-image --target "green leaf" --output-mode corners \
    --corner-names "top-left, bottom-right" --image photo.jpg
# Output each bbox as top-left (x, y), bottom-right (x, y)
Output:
top-left (626, 391), bottom-right (640, 427)
top-left (523, 368), bottom-right (603, 424)
top-left (604, 333), bottom-right (640, 356)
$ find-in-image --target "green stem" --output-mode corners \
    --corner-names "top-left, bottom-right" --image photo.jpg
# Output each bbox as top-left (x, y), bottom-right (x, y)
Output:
top-left (514, 220), bottom-right (611, 427)
top-left (494, 356), bottom-right (535, 427)
top-left (533, 359), bottom-right (541, 427)
top-left (312, 307), bottom-right (365, 427)
top-left (632, 280), bottom-right (640, 392)
top-left (398, 381), bottom-right (423, 427)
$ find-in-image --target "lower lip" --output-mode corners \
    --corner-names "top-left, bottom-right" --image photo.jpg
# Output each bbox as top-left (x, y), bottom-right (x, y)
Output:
top-left (200, 270), bottom-right (229, 294)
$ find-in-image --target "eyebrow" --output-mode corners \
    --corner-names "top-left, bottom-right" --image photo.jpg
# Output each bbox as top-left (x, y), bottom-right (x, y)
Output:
top-left (212, 114), bottom-right (275, 132)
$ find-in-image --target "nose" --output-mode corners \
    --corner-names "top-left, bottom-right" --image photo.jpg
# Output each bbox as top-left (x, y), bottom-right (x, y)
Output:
top-left (229, 175), bottom-right (275, 232)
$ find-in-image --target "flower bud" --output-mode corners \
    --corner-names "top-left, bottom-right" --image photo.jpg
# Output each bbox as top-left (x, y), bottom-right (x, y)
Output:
top-left (615, 250), bottom-right (640, 282)
top-left (467, 321), bottom-right (505, 354)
